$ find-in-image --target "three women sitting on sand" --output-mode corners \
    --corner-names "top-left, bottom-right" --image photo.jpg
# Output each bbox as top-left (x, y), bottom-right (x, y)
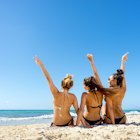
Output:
top-left (34, 52), bottom-right (128, 127)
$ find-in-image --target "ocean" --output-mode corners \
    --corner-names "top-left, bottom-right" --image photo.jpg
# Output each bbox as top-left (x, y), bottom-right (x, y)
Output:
top-left (0, 110), bottom-right (139, 126)
top-left (0, 110), bottom-right (76, 126)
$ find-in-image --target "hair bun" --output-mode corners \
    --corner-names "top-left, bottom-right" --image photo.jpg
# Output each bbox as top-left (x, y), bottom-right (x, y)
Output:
top-left (117, 69), bottom-right (124, 75)
top-left (61, 74), bottom-right (73, 90)
top-left (65, 74), bottom-right (73, 79)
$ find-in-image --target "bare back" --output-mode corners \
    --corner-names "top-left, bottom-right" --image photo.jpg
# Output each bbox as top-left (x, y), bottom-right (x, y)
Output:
top-left (105, 85), bottom-right (126, 119)
top-left (84, 91), bottom-right (103, 120)
top-left (53, 92), bottom-right (77, 125)
top-left (112, 88), bottom-right (126, 118)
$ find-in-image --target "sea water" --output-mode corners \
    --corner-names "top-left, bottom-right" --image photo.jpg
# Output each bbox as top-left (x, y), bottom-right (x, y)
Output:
top-left (0, 109), bottom-right (139, 126)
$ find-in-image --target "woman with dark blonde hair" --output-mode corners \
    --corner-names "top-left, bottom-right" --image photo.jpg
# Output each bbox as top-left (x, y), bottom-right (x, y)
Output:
top-left (34, 56), bottom-right (79, 126)
top-left (102, 53), bottom-right (128, 124)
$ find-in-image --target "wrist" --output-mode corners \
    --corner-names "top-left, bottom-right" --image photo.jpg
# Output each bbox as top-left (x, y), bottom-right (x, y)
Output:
top-left (39, 63), bottom-right (43, 67)
top-left (90, 60), bottom-right (94, 63)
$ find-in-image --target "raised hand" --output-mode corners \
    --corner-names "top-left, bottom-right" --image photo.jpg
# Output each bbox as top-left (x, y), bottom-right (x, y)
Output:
top-left (87, 54), bottom-right (93, 62)
top-left (34, 56), bottom-right (42, 66)
top-left (122, 52), bottom-right (129, 63)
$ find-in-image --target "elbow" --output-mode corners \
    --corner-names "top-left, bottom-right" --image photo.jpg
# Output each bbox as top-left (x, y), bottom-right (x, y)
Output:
top-left (79, 108), bottom-right (83, 113)
top-left (77, 108), bottom-right (83, 116)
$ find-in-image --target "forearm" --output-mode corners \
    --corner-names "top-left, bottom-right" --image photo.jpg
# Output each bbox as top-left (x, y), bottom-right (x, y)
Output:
top-left (120, 60), bottom-right (125, 72)
top-left (76, 110), bottom-right (87, 127)
top-left (90, 60), bottom-right (97, 74)
top-left (103, 86), bottom-right (120, 93)
top-left (76, 109), bottom-right (82, 125)
top-left (81, 116), bottom-right (87, 127)
top-left (75, 108), bottom-right (79, 114)
top-left (120, 52), bottom-right (128, 72)
top-left (39, 63), bottom-right (52, 82)
top-left (90, 60), bottom-right (102, 86)
top-left (102, 88), bottom-right (112, 93)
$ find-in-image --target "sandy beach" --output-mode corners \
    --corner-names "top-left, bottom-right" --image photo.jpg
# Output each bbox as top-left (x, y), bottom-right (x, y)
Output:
top-left (0, 114), bottom-right (139, 140)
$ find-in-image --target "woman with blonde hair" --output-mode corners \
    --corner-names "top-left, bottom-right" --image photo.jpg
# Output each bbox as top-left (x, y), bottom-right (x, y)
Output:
top-left (34, 56), bottom-right (79, 126)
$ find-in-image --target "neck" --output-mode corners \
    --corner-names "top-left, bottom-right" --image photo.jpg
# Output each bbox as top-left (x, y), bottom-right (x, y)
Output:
top-left (63, 89), bottom-right (69, 93)
top-left (109, 85), bottom-right (118, 88)
top-left (89, 89), bottom-right (95, 93)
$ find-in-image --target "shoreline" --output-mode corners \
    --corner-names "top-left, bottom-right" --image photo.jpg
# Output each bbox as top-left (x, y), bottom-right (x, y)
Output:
top-left (0, 110), bottom-right (139, 126)
top-left (0, 114), bottom-right (140, 140)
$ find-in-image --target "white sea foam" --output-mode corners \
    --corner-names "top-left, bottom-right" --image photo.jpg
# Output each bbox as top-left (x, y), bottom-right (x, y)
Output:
top-left (0, 114), bottom-right (53, 122)
top-left (126, 111), bottom-right (140, 115)
top-left (1, 111), bottom-right (139, 122)
top-left (70, 112), bottom-right (77, 117)
top-left (0, 112), bottom-right (77, 122)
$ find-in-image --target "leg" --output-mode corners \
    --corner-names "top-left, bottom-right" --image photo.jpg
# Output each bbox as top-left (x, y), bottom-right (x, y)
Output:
top-left (119, 115), bottom-right (126, 124)
top-left (103, 115), bottom-right (112, 124)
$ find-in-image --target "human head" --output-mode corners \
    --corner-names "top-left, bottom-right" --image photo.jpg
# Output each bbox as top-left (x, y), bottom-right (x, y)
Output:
top-left (83, 76), bottom-right (98, 92)
top-left (108, 69), bottom-right (124, 87)
top-left (61, 74), bottom-right (73, 90)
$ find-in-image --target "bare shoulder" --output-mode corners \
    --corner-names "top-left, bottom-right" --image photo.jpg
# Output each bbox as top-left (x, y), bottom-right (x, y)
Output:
top-left (57, 91), bottom-right (63, 95)
top-left (81, 92), bottom-right (87, 98)
top-left (69, 93), bottom-right (77, 99)
top-left (96, 90), bottom-right (103, 97)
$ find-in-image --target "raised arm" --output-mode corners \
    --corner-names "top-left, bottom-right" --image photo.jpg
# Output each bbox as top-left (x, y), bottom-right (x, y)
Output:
top-left (34, 56), bottom-right (59, 98)
top-left (102, 52), bottom-right (128, 94)
top-left (120, 52), bottom-right (128, 89)
top-left (120, 52), bottom-right (128, 72)
top-left (102, 87), bottom-right (120, 95)
top-left (87, 54), bottom-right (103, 87)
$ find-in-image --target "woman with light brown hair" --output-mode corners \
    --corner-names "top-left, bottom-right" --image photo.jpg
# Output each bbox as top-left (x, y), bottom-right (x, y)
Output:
top-left (34, 56), bottom-right (79, 126)
top-left (76, 54), bottom-right (103, 127)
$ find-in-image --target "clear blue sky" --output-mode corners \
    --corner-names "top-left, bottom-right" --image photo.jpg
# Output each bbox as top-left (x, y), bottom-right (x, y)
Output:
top-left (0, 0), bottom-right (140, 110)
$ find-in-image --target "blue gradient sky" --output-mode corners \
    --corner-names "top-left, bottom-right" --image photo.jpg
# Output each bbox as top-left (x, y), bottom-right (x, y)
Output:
top-left (0, 0), bottom-right (140, 110)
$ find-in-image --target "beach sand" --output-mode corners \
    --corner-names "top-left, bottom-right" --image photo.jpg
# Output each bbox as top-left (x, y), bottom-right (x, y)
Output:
top-left (0, 114), bottom-right (140, 140)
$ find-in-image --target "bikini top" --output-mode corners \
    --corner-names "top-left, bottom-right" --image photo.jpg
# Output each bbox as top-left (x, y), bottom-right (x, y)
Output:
top-left (87, 104), bottom-right (102, 108)
top-left (87, 91), bottom-right (102, 109)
